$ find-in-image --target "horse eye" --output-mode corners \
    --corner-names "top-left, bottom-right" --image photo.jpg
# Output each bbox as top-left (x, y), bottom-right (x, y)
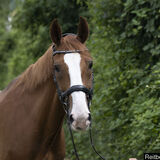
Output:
top-left (54, 65), bottom-right (60, 72)
top-left (88, 61), bottom-right (93, 69)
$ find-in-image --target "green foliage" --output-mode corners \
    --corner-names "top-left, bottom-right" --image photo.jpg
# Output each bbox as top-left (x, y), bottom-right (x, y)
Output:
top-left (0, 0), bottom-right (11, 88)
top-left (0, 0), bottom-right (88, 89)
top-left (0, 0), bottom-right (160, 159)
top-left (86, 0), bottom-right (160, 159)
top-left (13, 0), bottom-right (88, 33)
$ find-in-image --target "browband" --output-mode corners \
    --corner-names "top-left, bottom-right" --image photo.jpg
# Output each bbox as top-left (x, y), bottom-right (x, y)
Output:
top-left (52, 45), bottom-right (88, 56)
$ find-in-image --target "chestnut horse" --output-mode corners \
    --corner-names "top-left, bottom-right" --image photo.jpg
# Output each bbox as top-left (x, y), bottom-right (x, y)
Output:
top-left (0, 17), bottom-right (93, 160)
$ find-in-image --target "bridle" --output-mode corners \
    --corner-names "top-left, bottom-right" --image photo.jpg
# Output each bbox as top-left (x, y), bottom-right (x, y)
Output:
top-left (52, 33), bottom-right (93, 112)
top-left (52, 33), bottom-right (106, 160)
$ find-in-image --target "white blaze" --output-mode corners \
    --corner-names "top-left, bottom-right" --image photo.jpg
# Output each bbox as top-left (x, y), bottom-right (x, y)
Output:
top-left (64, 53), bottom-right (90, 123)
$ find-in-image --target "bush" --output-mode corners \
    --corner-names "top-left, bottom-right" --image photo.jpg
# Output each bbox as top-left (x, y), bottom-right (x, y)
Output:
top-left (86, 0), bottom-right (160, 159)
top-left (0, 0), bottom-right (88, 89)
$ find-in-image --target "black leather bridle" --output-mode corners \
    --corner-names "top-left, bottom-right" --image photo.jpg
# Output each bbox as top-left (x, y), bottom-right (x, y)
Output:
top-left (52, 33), bottom-right (93, 113)
top-left (52, 33), bottom-right (106, 160)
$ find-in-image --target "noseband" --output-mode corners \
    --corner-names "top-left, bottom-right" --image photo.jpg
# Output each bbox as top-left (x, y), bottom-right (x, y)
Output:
top-left (52, 33), bottom-right (93, 112)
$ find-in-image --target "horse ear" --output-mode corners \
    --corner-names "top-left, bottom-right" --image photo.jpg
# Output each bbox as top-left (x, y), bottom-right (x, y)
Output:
top-left (77, 17), bottom-right (89, 43)
top-left (50, 19), bottom-right (62, 45)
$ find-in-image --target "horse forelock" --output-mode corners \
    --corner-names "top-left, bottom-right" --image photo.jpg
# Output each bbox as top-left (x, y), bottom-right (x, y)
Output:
top-left (60, 35), bottom-right (87, 51)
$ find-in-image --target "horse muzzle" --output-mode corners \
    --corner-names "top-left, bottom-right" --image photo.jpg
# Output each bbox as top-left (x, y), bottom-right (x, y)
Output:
top-left (69, 113), bottom-right (91, 131)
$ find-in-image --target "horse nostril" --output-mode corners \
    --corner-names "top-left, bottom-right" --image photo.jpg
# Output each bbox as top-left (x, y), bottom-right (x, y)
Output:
top-left (69, 114), bottom-right (74, 123)
top-left (88, 113), bottom-right (91, 121)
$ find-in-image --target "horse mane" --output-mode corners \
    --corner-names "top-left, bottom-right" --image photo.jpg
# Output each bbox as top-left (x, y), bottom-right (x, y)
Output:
top-left (2, 77), bottom-right (19, 92)
top-left (15, 46), bottom-right (53, 91)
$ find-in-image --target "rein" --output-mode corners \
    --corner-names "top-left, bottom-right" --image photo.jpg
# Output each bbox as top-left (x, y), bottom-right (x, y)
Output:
top-left (52, 33), bottom-right (106, 160)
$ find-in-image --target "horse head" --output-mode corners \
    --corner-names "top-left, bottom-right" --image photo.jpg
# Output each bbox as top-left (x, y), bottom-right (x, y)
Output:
top-left (50, 17), bottom-right (93, 131)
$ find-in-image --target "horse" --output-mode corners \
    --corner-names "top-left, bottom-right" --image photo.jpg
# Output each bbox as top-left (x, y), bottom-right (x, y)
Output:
top-left (0, 17), bottom-right (93, 160)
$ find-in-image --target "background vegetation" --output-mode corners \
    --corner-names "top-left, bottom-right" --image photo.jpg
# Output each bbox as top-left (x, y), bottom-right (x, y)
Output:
top-left (0, 0), bottom-right (160, 159)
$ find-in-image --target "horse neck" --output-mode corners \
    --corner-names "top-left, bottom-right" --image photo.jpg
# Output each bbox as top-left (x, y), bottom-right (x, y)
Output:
top-left (26, 78), bottom-right (66, 158)
top-left (18, 46), bottom-right (66, 132)
top-left (30, 77), bottom-right (65, 149)
top-left (12, 46), bottom-right (65, 148)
